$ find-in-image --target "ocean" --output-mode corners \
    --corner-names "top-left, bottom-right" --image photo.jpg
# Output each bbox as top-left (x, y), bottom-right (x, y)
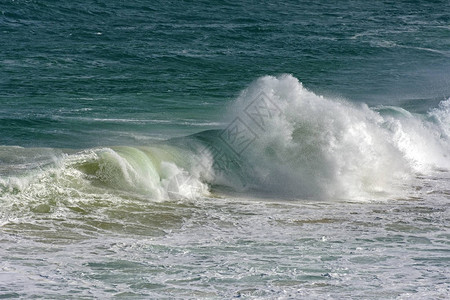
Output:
top-left (0, 0), bottom-right (449, 298)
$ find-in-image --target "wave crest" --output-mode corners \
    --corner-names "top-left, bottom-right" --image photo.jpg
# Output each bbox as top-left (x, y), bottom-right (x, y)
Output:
top-left (1, 75), bottom-right (448, 203)
top-left (202, 74), bottom-right (449, 199)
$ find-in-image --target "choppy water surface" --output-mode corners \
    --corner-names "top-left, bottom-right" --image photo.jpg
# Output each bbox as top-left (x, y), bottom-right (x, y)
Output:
top-left (1, 183), bottom-right (449, 298)
top-left (1, 0), bottom-right (449, 298)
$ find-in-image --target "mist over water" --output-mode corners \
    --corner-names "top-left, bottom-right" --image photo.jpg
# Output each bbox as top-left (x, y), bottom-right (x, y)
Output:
top-left (2, 75), bottom-right (448, 204)
top-left (0, 0), bottom-right (449, 298)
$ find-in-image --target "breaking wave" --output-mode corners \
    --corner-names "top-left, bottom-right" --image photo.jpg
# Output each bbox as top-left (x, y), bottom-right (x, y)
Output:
top-left (1, 75), bottom-right (449, 206)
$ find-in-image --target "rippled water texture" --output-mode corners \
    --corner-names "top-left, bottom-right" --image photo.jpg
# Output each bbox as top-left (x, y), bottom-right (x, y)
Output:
top-left (0, 0), bottom-right (449, 298)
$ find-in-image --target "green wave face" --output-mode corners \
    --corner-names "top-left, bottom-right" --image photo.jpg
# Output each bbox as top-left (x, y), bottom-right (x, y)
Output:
top-left (2, 76), bottom-right (450, 210)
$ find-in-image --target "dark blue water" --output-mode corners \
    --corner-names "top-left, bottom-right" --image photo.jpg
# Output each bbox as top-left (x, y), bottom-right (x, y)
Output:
top-left (1, 0), bottom-right (449, 147)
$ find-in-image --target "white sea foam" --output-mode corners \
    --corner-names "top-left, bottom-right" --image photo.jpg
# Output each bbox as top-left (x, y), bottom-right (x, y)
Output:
top-left (0, 75), bottom-right (448, 203)
top-left (212, 75), bottom-right (449, 199)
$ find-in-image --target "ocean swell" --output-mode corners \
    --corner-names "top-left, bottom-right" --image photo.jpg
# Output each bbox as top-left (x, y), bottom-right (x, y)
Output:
top-left (0, 75), bottom-right (449, 205)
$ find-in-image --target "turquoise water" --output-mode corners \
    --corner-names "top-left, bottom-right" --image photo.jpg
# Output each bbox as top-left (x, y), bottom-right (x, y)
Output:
top-left (1, 1), bottom-right (449, 298)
